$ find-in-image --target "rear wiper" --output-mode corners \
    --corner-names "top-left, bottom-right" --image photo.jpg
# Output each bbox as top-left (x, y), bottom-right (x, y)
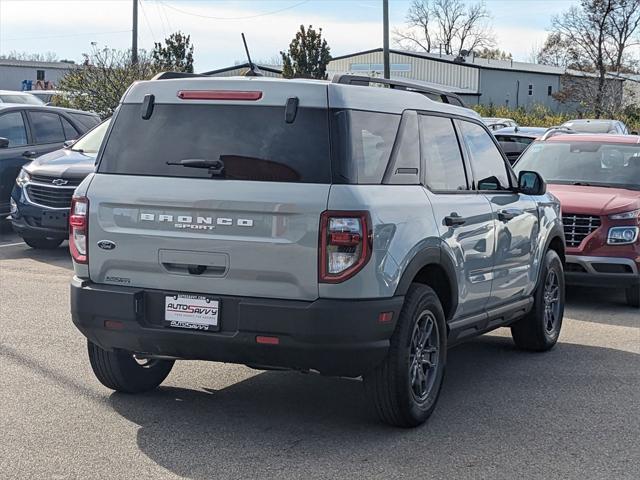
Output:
top-left (166, 158), bottom-right (225, 176)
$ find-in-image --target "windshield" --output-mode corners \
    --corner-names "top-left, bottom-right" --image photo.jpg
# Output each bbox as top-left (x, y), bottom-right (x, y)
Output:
top-left (71, 119), bottom-right (110, 154)
top-left (0, 94), bottom-right (45, 105)
top-left (515, 141), bottom-right (640, 190)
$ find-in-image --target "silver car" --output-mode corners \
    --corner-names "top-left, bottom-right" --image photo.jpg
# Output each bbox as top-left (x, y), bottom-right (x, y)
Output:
top-left (69, 74), bottom-right (565, 427)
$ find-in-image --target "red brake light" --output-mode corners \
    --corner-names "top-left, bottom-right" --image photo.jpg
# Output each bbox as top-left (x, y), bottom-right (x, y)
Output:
top-left (69, 196), bottom-right (88, 264)
top-left (319, 211), bottom-right (371, 283)
top-left (177, 90), bottom-right (263, 101)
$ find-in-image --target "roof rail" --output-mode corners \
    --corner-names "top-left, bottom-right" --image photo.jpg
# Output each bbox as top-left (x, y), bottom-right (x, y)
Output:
top-left (152, 71), bottom-right (206, 81)
top-left (540, 126), bottom-right (576, 141)
top-left (331, 74), bottom-right (467, 107)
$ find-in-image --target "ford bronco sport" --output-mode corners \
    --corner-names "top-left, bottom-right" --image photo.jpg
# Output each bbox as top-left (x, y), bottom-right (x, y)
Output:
top-left (70, 74), bottom-right (565, 427)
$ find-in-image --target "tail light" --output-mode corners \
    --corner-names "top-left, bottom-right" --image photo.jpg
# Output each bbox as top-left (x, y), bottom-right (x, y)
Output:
top-left (319, 211), bottom-right (371, 283)
top-left (69, 196), bottom-right (88, 264)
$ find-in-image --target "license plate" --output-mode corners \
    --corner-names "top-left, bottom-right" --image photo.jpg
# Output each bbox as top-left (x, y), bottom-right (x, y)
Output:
top-left (164, 294), bottom-right (219, 331)
top-left (41, 211), bottom-right (67, 228)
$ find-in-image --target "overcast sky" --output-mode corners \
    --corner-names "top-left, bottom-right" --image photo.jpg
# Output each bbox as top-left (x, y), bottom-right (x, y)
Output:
top-left (0, 0), bottom-right (580, 70)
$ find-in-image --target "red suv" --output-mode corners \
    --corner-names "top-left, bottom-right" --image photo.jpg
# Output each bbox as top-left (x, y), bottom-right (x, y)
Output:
top-left (515, 133), bottom-right (640, 307)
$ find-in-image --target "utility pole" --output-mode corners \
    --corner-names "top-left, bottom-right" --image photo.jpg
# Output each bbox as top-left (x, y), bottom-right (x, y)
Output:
top-left (132, 0), bottom-right (139, 64)
top-left (383, 0), bottom-right (390, 79)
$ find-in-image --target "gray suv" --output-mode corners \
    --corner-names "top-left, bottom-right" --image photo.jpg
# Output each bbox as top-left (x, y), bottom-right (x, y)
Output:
top-left (70, 74), bottom-right (565, 427)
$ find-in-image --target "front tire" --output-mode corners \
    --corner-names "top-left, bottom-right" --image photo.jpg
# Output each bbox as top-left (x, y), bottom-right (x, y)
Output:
top-left (87, 340), bottom-right (174, 393)
top-left (511, 249), bottom-right (564, 351)
top-left (625, 286), bottom-right (640, 308)
top-left (23, 237), bottom-right (63, 249)
top-left (364, 284), bottom-right (447, 427)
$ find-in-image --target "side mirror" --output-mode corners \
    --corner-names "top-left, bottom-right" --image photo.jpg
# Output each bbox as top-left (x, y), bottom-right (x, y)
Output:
top-left (0, 137), bottom-right (9, 149)
top-left (518, 170), bottom-right (546, 195)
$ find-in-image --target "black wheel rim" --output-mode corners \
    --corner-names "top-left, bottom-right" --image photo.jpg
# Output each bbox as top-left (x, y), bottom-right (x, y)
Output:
top-left (409, 311), bottom-right (440, 403)
top-left (543, 270), bottom-right (561, 334)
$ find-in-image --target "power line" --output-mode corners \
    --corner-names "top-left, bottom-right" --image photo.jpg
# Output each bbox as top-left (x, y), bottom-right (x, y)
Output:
top-left (158, 0), bottom-right (310, 20)
top-left (139, 0), bottom-right (157, 44)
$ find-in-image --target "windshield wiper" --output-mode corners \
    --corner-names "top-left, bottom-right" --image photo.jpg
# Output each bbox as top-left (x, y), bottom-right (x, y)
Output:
top-left (166, 158), bottom-right (225, 176)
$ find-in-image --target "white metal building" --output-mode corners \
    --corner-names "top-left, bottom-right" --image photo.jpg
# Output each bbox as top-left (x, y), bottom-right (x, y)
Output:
top-left (0, 59), bottom-right (75, 91)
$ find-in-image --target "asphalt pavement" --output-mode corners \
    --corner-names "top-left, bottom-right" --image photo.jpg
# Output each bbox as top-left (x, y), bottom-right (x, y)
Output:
top-left (1, 227), bottom-right (638, 480)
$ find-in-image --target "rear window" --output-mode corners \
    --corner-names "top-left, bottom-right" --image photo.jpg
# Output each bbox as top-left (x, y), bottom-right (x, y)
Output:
top-left (69, 113), bottom-right (100, 131)
top-left (98, 104), bottom-right (332, 183)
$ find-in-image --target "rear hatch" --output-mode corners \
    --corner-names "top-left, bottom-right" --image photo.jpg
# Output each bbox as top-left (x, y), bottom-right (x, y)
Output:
top-left (86, 78), bottom-right (331, 301)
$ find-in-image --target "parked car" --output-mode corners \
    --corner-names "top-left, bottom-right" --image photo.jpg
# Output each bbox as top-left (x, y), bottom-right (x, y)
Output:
top-left (70, 74), bottom-right (564, 427)
top-left (10, 119), bottom-right (110, 249)
top-left (560, 119), bottom-right (631, 135)
top-left (0, 104), bottom-right (100, 219)
top-left (493, 126), bottom-right (547, 164)
top-left (514, 134), bottom-right (639, 307)
top-left (27, 90), bottom-right (66, 104)
top-left (483, 117), bottom-right (518, 131)
top-left (0, 90), bottom-right (45, 105)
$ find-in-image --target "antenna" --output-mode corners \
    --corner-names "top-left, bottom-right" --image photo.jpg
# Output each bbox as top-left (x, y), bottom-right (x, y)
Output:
top-left (241, 33), bottom-right (262, 77)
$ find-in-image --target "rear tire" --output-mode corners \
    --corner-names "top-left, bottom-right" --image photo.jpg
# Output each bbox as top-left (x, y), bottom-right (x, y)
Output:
top-left (23, 237), bottom-right (63, 249)
top-left (87, 340), bottom-right (174, 393)
top-left (511, 249), bottom-right (564, 351)
top-left (625, 286), bottom-right (640, 308)
top-left (364, 283), bottom-right (447, 427)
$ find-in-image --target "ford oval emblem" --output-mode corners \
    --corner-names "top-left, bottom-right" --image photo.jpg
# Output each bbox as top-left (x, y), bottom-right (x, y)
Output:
top-left (97, 240), bottom-right (116, 251)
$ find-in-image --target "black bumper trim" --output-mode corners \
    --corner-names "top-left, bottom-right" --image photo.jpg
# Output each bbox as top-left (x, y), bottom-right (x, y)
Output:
top-left (565, 272), bottom-right (640, 289)
top-left (70, 278), bottom-right (404, 377)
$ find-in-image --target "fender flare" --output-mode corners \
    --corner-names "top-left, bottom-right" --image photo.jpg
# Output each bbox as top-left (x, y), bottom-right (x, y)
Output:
top-left (535, 221), bottom-right (565, 289)
top-left (394, 245), bottom-right (459, 319)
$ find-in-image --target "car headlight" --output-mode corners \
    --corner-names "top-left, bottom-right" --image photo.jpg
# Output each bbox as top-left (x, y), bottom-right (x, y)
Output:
top-left (609, 209), bottom-right (640, 220)
top-left (16, 169), bottom-right (31, 187)
top-left (607, 226), bottom-right (639, 245)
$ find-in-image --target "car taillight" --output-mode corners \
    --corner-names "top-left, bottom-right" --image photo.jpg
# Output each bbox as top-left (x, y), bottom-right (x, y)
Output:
top-left (319, 211), bottom-right (371, 283)
top-left (69, 196), bottom-right (88, 264)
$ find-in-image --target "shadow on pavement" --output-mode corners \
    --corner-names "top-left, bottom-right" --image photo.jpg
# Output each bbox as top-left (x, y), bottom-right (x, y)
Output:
top-left (566, 286), bottom-right (639, 327)
top-left (0, 241), bottom-right (72, 269)
top-left (108, 335), bottom-right (639, 479)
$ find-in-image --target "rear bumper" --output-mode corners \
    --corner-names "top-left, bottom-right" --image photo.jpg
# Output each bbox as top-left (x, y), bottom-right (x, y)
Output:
top-left (70, 278), bottom-right (404, 377)
top-left (565, 255), bottom-right (640, 289)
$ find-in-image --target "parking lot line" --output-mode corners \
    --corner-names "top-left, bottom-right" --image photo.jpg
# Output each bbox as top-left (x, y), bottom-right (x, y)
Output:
top-left (0, 242), bottom-right (25, 248)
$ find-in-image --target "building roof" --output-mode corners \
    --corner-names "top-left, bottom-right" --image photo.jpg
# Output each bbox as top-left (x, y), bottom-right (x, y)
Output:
top-left (202, 63), bottom-right (283, 76)
top-left (330, 48), bottom-right (625, 80)
top-left (0, 59), bottom-right (76, 69)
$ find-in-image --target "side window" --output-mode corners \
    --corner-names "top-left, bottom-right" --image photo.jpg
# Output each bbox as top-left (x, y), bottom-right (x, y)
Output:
top-left (61, 117), bottom-right (80, 140)
top-left (0, 112), bottom-right (28, 147)
top-left (458, 121), bottom-right (510, 190)
top-left (28, 111), bottom-right (66, 144)
top-left (419, 115), bottom-right (468, 191)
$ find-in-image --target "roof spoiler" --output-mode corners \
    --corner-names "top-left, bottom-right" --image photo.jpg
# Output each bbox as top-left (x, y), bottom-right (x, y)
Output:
top-left (151, 72), bottom-right (207, 81)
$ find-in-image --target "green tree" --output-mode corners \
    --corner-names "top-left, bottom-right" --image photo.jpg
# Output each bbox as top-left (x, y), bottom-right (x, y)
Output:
top-left (474, 47), bottom-right (512, 60)
top-left (280, 25), bottom-right (331, 79)
top-left (152, 31), bottom-right (195, 73)
top-left (58, 46), bottom-right (160, 118)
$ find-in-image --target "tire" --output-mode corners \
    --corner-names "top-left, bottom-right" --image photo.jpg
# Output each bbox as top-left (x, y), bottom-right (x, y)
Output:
top-left (87, 340), bottom-right (174, 393)
top-left (364, 283), bottom-right (447, 427)
top-left (511, 249), bottom-right (564, 351)
top-left (625, 286), bottom-right (640, 308)
top-left (23, 237), bottom-right (63, 249)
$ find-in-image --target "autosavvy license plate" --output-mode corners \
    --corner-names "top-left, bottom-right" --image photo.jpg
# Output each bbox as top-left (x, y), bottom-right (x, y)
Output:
top-left (164, 294), bottom-right (220, 331)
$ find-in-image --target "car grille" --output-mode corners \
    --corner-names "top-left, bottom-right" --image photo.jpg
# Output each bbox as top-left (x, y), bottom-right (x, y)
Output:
top-left (562, 214), bottom-right (601, 247)
top-left (30, 174), bottom-right (83, 187)
top-left (26, 184), bottom-right (74, 209)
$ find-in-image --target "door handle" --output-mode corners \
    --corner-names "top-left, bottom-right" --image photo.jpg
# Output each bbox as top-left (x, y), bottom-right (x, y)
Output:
top-left (497, 209), bottom-right (523, 222)
top-left (22, 151), bottom-right (37, 159)
top-left (444, 213), bottom-right (466, 227)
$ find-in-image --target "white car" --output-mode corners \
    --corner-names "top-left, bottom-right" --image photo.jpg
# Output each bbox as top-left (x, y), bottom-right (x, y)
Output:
top-left (0, 90), bottom-right (45, 105)
top-left (561, 119), bottom-right (631, 135)
top-left (28, 90), bottom-right (67, 104)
